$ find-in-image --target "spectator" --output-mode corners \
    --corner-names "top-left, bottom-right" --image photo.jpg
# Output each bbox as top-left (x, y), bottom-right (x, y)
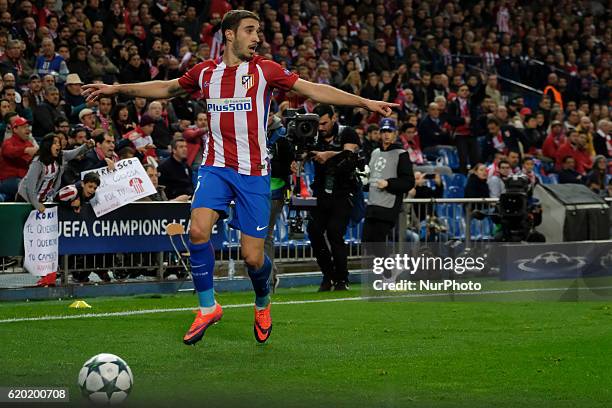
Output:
top-left (67, 46), bottom-right (91, 84)
top-left (88, 40), bottom-right (119, 83)
top-left (594, 120), bottom-right (611, 158)
top-left (558, 156), bottom-right (583, 184)
top-left (63, 73), bottom-right (88, 123)
top-left (34, 38), bottom-right (68, 85)
top-left (418, 102), bottom-right (450, 151)
top-left (484, 118), bottom-right (521, 162)
top-left (520, 157), bottom-right (539, 189)
top-left (24, 74), bottom-right (44, 107)
top-left (123, 113), bottom-right (157, 162)
top-left (542, 120), bottom-right (566, 161)
top-left (0, 40), bottom-right (33, 84)
top-left (82, 132), bottom-right (118, 171)
top-left (556, 130), bottom-right (593, 175)
top-left (465, 163), bottom-right (490, 198)
top-left (584, 156), bottom-right (609, 196)
top-left (17, 133), bottom-right (93, 212)
top-left (0, 117), bottom-right (37, 201)
top-left (32, 86), bottom-right (64, 141)
top-left (140, 164), bottom-right (169, 201)
top-left (487, 159), bottom-right (512, 198)
top-left (147, 101), bottom-right (172, 158)
top-left (55, 172), bottom-right (101, 214)
top-left (78, 108), bottom-right (97, 132)
top-left (111, 102), bottom-right (136, 139)
top-left (447, 83), bottom-right (486, 173)
top-left (182, 112), bottom-right (208, 176)
top-left (119, 53), bottom-right (150, 84)
top-left (398, 123), bottom-right (424, 165)
top-left (407, 171), bottom-right (443, 221)
top-left (157, 137), bottom-right (193, 200)
top-left (361, 124), bottom-right (380, 164)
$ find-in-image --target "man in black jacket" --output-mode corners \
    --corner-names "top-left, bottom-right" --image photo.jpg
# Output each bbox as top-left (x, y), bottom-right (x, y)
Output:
top-left (32, 86), bottom-right (65, 142)
top-left (158, 137), bottom-right (193, 200)
top-left (307, 104), bottom-right (361, 292)
top-left (418, 102), bottom-right (451, 150)
top-left (363, 118), bottom-right (415, 251)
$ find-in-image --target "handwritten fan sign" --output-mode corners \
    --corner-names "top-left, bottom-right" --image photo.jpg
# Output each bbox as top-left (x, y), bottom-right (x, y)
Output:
top-left (82, 158), bottom-right (156, 217)
top-left (23, 207), bottom-right (59, 277)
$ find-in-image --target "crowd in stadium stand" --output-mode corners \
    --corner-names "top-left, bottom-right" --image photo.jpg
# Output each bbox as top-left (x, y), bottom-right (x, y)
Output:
top-left (0, 0), bottom-right (610, 211)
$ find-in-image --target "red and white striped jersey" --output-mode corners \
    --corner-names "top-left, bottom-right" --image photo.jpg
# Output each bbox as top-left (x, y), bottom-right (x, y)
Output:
top-left (178, 55), bottom-right (299, 176)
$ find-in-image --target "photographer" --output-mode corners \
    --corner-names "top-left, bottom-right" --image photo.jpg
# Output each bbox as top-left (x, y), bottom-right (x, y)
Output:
top-left (363, 119), bottom-right (415, 249)
top-left (307, 104), bottom-right (361, 292)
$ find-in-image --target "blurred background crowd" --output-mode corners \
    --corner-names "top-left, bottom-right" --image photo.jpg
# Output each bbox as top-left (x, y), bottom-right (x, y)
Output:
top-left (0, 0), bottom-right (610, 212)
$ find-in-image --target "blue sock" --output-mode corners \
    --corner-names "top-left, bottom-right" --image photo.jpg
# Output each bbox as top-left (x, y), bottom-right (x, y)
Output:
top-left (248, 255), bottom-right (272, 308)
top-left (189, 240), bottom-right (215, 308)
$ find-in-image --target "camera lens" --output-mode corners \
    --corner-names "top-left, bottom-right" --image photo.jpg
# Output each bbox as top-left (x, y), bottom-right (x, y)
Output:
top-left (299, 122), bottom-right (314, 136)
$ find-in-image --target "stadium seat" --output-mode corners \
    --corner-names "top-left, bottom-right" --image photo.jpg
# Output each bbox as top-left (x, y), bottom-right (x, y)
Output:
top-left (437, 146), bottom-right (460, 170)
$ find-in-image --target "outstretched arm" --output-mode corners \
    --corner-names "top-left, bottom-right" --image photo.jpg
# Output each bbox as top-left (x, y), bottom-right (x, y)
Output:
top-left (82, 79), bottom-right (187, 102)
top-left (291, 78), bottom-right (399, 116)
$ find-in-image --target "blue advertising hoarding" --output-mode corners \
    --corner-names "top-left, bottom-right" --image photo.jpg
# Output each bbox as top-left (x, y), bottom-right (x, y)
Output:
top-left (58, 202), bottom-right (226, 255)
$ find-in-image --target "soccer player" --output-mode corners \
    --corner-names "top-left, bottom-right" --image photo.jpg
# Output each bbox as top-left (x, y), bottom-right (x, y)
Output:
top-left (82, 10), bottom-right (397, 346)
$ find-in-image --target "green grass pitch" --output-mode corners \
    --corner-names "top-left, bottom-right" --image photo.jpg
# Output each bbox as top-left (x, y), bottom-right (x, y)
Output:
top-left (1, 283), bottom-right (612, 408)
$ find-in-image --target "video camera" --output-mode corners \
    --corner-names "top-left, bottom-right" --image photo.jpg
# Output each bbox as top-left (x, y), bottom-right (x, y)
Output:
top-left (473, 174), bottom-right (544, 242)
top-left (282, 109), bottom-right (319, 155)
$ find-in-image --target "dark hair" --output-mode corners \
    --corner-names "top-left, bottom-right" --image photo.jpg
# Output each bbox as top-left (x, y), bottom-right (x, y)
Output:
top-left (70, 126), bottom-right (90, 139)
top-left (221, 10), bottom-right (260, 44)
top-left (498, 159), bottom-right (511, 168)
top-left (487, 118), bottom-right (500, 127)
top-left (313, 104), bottom-right (335, 119)
top-left (54, 117), bottom-right (69, 127)
top-left (38, 133), bottom-right (61, 166)
top-left (83, 172), bottom-right (101, 186)
top-left (171, 137), bottom-right (186, 150)
top-left (111, 102), bottom-right (129, 123)
top-left (94, 132), bottom-right (109, 145)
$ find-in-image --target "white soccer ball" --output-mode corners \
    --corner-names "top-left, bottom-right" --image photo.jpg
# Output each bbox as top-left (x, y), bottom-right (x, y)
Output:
top-left (78, 353), bottom-right (134, 405)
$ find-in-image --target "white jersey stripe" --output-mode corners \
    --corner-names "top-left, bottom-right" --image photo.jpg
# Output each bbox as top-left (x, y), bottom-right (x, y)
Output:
top-left (209, 62), bottom-right (226, 167)
top-left (233, 62), bottom-right (251, 174)
top-left (255, 64), bottom-right (269, 171)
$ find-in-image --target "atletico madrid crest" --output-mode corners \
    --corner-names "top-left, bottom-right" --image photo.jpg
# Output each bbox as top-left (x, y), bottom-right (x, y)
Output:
top-left (241, 74), bottom-right (254, 91)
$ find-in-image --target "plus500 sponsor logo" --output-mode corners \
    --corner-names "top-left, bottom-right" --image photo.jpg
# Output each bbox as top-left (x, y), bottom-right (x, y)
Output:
top-left (207, 97), bottom-right (252, 113)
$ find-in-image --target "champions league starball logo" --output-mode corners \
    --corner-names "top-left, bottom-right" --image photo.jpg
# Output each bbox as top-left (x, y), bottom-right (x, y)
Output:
top-left (600, 248), bottom-right (612, 268)
top-left (515, 251), bottom-right (587, 274)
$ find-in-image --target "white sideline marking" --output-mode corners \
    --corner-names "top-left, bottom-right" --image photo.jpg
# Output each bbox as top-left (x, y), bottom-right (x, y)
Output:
top-left (1, 285), bottom-right (611, 324)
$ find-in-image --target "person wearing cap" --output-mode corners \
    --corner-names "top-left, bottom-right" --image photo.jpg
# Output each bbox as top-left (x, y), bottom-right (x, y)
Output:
top-left (0, 117), bottom-right (37, 201)
top-left (63, 73), bottom-right (90, 123)
top-left (123, 113), bottom-right (157, 162)
top-left (78, 108), bottom-right (98, 131)
top-left (363, 118), bottom-right (414, 255)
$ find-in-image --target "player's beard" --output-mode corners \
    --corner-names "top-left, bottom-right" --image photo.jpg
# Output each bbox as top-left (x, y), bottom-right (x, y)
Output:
top-left (234, 42), bottom-right (254, 61)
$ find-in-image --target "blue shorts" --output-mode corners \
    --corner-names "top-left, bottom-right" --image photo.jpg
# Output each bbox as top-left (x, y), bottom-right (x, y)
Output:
top-left (192, 166), bottom-right (271, 239)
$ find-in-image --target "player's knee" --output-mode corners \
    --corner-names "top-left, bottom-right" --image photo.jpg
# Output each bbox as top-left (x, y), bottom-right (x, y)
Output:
top-left (189, 222), bottom-right (211, 243)
top-left (243, 251), bottom-right (264, 270)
